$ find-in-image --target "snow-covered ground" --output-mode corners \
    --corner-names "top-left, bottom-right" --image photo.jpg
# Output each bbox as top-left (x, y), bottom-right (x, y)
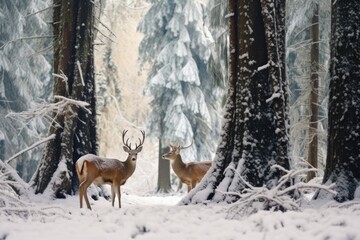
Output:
top-left (1, 191), bottom-right (360, 240)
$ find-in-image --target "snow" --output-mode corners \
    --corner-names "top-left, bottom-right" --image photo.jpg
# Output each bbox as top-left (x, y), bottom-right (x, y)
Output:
top-left (1, 191), bottom-right (360, 240)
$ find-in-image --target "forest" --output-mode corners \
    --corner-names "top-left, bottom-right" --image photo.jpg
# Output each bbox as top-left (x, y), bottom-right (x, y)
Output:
top-left (1, 0), bottom-right (360, 239)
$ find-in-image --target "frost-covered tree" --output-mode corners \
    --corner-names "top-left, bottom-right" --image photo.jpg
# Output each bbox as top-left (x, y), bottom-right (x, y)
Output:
top-left (31, 0), bottom-right (98, 198)
top-left (207, 0), bottom-right (229, 93)
top-left (96, 1), bottom-right (121, 113)
top-left (138, 0), bottom-right (223, 192)
top-left (0, 0), bottom-right (52, 181)
top-left (286, 0), bottom-right (331, 178)
top-left (316, 0), bottom-right (360, 202)
top-left (181, 0), bottom-right (290, 205)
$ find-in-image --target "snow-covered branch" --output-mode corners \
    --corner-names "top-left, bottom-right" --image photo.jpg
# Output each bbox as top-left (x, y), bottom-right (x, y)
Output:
top-left (0, 35), bottom-right (54, 50)
top-left (25, 4), bottom-right (60, 18)
top-left (223, 166), bottom-right (337, 219)
top-left (5, 134), bottom-right (56, 164)
top-left (5, 95), bottom-right (91, 125)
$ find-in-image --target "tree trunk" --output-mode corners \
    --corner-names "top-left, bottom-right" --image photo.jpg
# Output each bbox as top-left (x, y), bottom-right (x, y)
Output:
top-left (181, 0), bottom-right (290, 205)
top-left (316, 0), bottom-right (360, 202)
top-left (31, 0), bottom-right (97, 198)
top-left (307, 4), bottom-right (319, 182)
top-left (157, 139), bottom-right (172, 193)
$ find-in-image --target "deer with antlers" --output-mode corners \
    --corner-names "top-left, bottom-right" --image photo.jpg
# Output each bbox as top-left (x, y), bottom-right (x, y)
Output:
top-left (75, 130), bottom-right (145, 210)
top-left (162, 140), bottom-right (212, 192)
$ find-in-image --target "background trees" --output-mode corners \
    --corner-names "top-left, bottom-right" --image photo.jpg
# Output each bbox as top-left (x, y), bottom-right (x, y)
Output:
top-left (286, 0), bottom-right (331, 180)
top-left (1, 0), bottom-right (359, 207)
top-left (0, 0), bottom-right (52, 181)
top-left (182, 0), bottom-right (290, 204)
top-left (138, 0), bottom-right (224, 192)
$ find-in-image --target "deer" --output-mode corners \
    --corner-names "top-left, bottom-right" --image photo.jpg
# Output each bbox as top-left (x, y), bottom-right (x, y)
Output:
top-left (162, 140), bottom-right (212, 192)
top-left (75, 129), bottom-right (145, 210)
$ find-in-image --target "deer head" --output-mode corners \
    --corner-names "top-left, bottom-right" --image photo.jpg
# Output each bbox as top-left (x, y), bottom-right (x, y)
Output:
top-left (162, 140), bottom-right (193, 161)
top-left (122, 129), bottom-right (145, 161)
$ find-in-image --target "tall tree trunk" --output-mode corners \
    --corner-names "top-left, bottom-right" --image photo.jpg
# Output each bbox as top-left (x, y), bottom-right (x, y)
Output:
top-left (307, 4), bottom-right (319, 182)
top-left (181, 0), bottom-right (290, 205)
top-left (31, 0), bottom-right (97, 198)
top-left (157, 139), bottom-right (172, 193)
top-left (316, 0), bottom-right (360, 202)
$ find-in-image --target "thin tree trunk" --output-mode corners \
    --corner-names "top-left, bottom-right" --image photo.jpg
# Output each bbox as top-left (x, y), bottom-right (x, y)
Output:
top-left (157, 139), bottom-right (172, 193)
top-left (307, 4), bottom-right (319, 182)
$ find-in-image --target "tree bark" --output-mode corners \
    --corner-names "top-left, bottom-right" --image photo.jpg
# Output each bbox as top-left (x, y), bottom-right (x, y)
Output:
top-left (307, 4), bottom-right (319, 182)
top-left (157, 139), bottom-right (173, 193)
top-left (181, 0), bottom-right (290, 205)
top-left (31, 0), bottom-right (97, 198)
top-left (316, 0), bottom-right (360, 202)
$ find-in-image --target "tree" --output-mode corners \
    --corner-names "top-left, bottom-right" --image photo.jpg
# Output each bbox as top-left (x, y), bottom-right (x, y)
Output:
top-left (306, 3), bottom-right (319, 181)
top-left (207, 0), bottom-right (229, 94)
top-left (286, 0), bottom-right (331, 178)
top-left (0, 0), bottom-right (52, 181)
top-left (138, 0), bottom-right (223, 192)
top-left (30, 0), bottom-right (98, 198)
top-left (316, 0), bottom-right (360, 202)
top-left (181, 0), bottom-right (290, 205)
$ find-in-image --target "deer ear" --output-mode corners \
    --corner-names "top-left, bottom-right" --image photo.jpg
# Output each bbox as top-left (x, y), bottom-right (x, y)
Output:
top-left (123, 146), bottom-right (130, 152)
top-left (136, 146), bottom-right (143, 153)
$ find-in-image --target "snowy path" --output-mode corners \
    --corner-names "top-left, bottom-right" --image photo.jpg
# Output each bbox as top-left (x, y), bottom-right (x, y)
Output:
top-left (1, 193), bottom-right (360, 240)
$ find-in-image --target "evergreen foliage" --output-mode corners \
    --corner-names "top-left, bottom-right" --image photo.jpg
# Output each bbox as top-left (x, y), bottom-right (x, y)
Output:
top-left (0, 0), bottom-right (52, 181)
top-left (138, 0), bottom-right (224, 162)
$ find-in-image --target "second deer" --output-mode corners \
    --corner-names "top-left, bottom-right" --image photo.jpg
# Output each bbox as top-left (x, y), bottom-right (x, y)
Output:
top-left (75, 130), bottom-right (145, 210)
top-left (162, 141), bottom-right (212, 192)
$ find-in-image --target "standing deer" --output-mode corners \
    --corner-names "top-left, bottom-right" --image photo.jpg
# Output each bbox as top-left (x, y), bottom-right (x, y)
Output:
top-left (75, 130), bottom-right (145, 210)
top-left (162, 141), bottom-right (212, 192)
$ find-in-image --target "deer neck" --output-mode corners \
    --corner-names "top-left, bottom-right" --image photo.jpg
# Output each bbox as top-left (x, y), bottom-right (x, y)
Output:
top-left (171, 155), bottom-right (186, 175)
top-left (124, 156), bottom-right (136, 176)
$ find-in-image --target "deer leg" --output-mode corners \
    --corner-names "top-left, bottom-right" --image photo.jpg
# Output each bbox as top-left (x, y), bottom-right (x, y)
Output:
top-left (116, 186), bottom-right (121, 208)
top-left (111, 184), bottom-right (116, 207)
top-left (187, 184), bottom-right (192, 192)
top-left (191, 180), bottom-right (197, 190)
top-left (79, 179), bottom-right (92, 210)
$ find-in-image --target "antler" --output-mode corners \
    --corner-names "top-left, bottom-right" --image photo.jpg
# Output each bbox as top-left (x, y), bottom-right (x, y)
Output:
top-left (135, 130), bottom-right (146, 150)
top-left (168, 139), bottom-right (193, 150)
top-left (122, 130), bottom-right (132, 149)
top-left (179, 139), bottom-right (193, 150)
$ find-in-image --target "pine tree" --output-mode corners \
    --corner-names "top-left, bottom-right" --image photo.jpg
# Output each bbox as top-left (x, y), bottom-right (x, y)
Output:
top-left (181, 0), bottom-right (290, 205)
top-left (207, 0), bottom-right (228, 93)
top-left (0, 0), bottom-right (52, 181)
top-left (31, 0), bottom-right (97, 198)
top-left (138, 0), bottom-right (223, 192)
top-left (316, 0), bottom-right (360, 202)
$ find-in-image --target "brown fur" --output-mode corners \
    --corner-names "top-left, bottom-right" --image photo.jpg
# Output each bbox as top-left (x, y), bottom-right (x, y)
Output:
top-left (162, 146), bottom-right (212, 192)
